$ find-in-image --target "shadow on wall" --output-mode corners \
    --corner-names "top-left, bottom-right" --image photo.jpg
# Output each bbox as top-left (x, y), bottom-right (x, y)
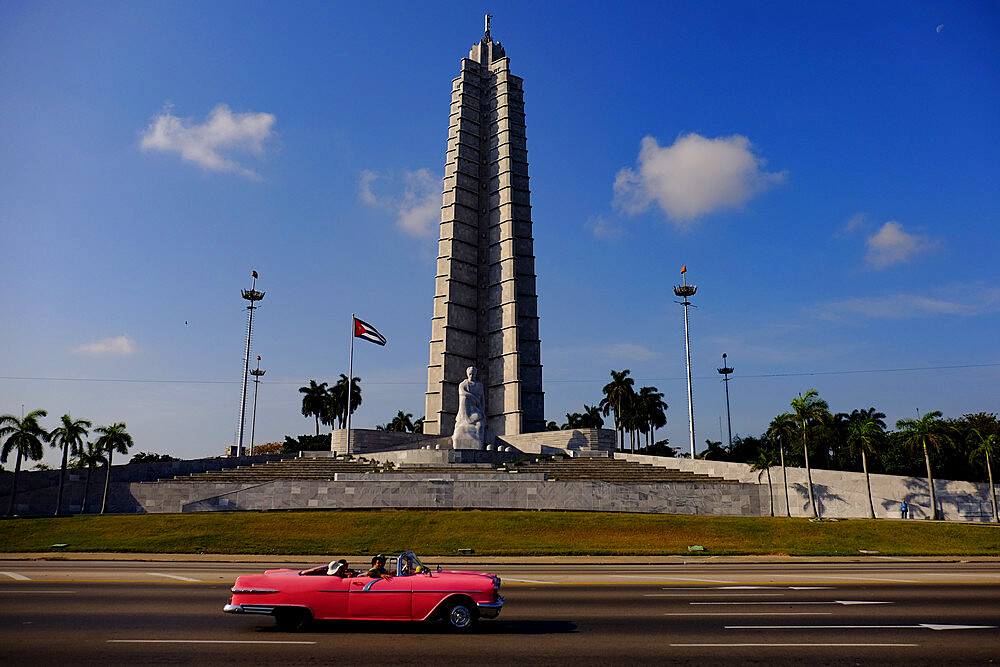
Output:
top-left (790, 482), bottom-right (844, 517)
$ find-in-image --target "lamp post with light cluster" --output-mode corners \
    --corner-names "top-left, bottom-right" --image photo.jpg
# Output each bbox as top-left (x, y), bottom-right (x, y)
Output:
top-left (249, 355), bottom-right (266, 456)
top-left (673, 266), bottom-right (697, 459)
top-left (717, 353), bottom-right (734, 448)
top-left (237, 271), bottom-right (264, 457)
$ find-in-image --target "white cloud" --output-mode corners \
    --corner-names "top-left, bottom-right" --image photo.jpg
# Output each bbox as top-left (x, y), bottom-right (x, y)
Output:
top-left (72, 335), bottom-right (136, 357)
top-left (608, 343), bottom-right (658, 362)
top-left (842, 212), bottom-right (868, 233)
top-left (865, 221), bottom-right (937, 269)
top-left (587, 215), bottom-right (624, 239)
top-left (613, 133), bottom-right (786, 226)
top-left (140, 104), bottom-right (275, 179)
top-left (358, 168), bottom-right (441, 237)
top-left (819, 285), bottom-right (1000, 320)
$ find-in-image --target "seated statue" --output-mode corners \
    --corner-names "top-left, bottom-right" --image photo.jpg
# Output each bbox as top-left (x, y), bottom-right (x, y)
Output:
top-left (452, 366), bottom-right (485, 449)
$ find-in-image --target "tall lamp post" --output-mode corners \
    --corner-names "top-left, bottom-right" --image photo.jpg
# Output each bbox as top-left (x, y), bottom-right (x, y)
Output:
top-left (249, 355), bottom-right (266, 456)
top-left (237, 271), bottom-right (264, 457)
top-left (673, 266), bottom-right (697, 459)
top-left (717, 352), bottom-right (734, 448)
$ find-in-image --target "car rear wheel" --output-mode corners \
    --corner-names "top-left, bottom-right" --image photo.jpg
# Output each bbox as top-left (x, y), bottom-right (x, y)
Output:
top-left (443, 599), bottom-right (478, 631)
top-left (274, 608), bottom-right (311, 632)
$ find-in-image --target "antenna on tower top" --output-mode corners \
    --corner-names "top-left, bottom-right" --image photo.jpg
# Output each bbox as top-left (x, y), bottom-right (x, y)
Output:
top-left (485, 14), bottom-right (493, 40)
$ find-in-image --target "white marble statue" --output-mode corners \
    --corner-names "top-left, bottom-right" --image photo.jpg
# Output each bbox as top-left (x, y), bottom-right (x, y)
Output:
top-left (452, 366), bottom-right (485, 449)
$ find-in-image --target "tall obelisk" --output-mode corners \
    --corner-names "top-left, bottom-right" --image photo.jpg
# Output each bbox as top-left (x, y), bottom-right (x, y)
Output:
top-left (424, 16), bottom-right (544, 440)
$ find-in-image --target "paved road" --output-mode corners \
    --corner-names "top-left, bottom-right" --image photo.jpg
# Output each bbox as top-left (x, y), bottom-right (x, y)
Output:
top-left (2, 561), bottom-right (998, 665)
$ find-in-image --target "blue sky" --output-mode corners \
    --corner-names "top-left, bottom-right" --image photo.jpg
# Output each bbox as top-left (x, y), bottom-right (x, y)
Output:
top-left (2, 1), bottom-right (998, 466)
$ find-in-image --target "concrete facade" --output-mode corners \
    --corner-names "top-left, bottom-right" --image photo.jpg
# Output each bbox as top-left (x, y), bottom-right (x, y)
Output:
top-left (424, 25), bottom-right (544, 439)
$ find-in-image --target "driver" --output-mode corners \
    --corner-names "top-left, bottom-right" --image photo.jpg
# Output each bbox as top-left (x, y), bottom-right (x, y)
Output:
top-left (367, 554), bottom-right (391, 579)
top-left (328, 559), bottom-right (355, 577)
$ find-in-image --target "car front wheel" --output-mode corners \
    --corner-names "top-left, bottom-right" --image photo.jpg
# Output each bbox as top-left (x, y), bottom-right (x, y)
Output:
top-left (444, 599), bottom-right (478, 631)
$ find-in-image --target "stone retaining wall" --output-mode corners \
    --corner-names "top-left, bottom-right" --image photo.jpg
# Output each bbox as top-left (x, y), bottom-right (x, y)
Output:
top-left (617, 453), bottom-right (998, 522)
top-left (129, 477), bottom-right (759, 515)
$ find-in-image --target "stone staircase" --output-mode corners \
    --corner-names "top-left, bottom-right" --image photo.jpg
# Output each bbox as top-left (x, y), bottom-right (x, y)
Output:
top-left (173, 456), bottom-right (382, 482)
top-left (510, 457), bottom-right (730, 484)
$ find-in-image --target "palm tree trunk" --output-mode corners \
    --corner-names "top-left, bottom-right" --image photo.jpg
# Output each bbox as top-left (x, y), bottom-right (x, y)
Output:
top-left (862, 450), bottom-right (875, 519)
top-left (766, 467), bottom-right (774, 517)
top-left (100, 452), bottom-right (114, 515)
top-left (315, 414), bottom-right (319, 436)
top-left (6, 449), bottom-right (22, 517)
top-left (779, 444), bottom-right (790, 517)
top-left (923, 443), bottom-right (937, 520)
top-left (55, 443), bottom-right (69, 516)
top-left (987, 452), bottom-right (998, 523)
top-left (81, 465), bottom-right (93, 515)
top-left (803, 432), bottom-right (817, 518)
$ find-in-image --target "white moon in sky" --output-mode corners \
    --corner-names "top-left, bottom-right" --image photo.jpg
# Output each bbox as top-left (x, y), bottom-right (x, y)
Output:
top-left (936, 24), bottom-right (944, 33)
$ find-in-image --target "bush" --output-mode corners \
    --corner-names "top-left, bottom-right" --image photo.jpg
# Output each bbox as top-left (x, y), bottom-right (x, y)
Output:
top-left (282, 434), bottom-right (330, 453)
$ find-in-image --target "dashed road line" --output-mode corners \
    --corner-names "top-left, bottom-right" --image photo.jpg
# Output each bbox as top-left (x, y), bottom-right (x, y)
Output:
top-left (146, 572), bottom-right (201, 582)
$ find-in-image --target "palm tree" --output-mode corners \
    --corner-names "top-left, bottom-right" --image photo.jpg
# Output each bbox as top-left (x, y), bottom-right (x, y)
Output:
top-left (298, 380), bottom-right (329, 435)
top-left (637, 386), bottom-right (667, 450)
top-left (387, 411), bottom-right (415, 433)
top-left (790, 389), bottom-right (831, 518)
top-left (0, 410), bottom-right (49, 517)
top-left (74, 441), bottom-right (106, 515)
top-left (600, 369), bottom-right (635, 451)
top-left (413, 417), bottom-right (425, 434)
top-left (966, 429), bottom-right (998, 523)
top-left (329, 374), bottom-right (362, 429)
top-left (49, 414), bottom-right (92, 516)
top-left (94, 422), bottom-right (134, 514)
top-left (896, 411), bottom-right (950, 520)
top-left (749, 445), bottom-right (778, 516)
top-left (767, 413), bottom-right (797, 517)
top-left (581, 404), bottom-right (605, 429)
top-left (846, 418), bottom-right (884, 519)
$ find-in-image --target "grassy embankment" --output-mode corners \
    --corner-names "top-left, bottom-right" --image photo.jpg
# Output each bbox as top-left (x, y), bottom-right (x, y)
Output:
top-left (2, 511), bottom-right (998, 556)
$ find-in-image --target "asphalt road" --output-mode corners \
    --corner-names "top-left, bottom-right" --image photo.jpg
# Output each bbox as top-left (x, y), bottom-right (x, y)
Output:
top-left (2, 560), bottom-right (999, 665)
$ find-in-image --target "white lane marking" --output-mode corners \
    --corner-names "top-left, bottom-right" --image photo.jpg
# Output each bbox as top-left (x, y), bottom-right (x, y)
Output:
top-left (610, 575), bottom-right (732, 583)
top-left (108, 640), bottom-right (317, 645)
top-left (671, 643), bottom-right (917, 647)
top-left (502, 578), bottom-right (552, 584)
top-left (803, 575), bottom-right (918, 583)
top-left (789, 586), bottom-right (833, 590)
top-left (691, 600), bottom-right (892, 606)
top-left (647, 593), bottom-right (784, 597)
top-left (0, 590), bottom-right (76, 594)
top-left (146, 572), bottom-right (201, 582)
top-left (666, 612), bottom-right (834, 616)
top-left (728, 624), bottom-right (998, 631)
top-left (0, 572), bottom-right (30, 581)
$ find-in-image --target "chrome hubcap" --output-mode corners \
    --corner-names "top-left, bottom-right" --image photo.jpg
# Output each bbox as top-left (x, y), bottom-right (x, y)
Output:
top-left (450, 605), bottom-right (471, 627)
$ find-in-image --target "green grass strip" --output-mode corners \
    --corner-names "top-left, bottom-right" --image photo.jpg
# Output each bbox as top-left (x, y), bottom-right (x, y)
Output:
top-left (1, 511), bottom-right (998, 556)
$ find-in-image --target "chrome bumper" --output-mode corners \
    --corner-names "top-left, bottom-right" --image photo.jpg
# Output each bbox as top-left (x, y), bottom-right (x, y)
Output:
top-left (477, 596), bottom-right (504, 619)
top-left (223, 603), bottom-right (275, 615)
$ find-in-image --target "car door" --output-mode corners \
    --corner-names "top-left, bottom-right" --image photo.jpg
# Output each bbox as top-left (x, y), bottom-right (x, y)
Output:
top-left (347, 575), bottom-right (412, 619)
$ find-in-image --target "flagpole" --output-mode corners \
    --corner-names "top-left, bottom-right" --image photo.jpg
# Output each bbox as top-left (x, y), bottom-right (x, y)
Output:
top-left (346, 314), bottom-right (355, 455)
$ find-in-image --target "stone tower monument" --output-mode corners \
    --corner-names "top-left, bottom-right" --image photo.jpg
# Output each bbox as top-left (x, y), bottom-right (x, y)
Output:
top-left (424, 17), bottom-right (544, 440)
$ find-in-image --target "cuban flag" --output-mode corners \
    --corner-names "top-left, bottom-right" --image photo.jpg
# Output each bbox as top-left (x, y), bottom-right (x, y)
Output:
top-left (353, 317), bottom-right (387, 346)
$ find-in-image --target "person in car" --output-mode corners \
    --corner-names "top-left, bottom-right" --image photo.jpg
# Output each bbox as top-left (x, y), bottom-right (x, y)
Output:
top-left (367, 554), bottom-right (391, 579)
top-left (328, 559), bottom-right (355, 577)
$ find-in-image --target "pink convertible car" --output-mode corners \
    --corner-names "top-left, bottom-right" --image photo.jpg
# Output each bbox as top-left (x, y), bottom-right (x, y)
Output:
top-left (224, 551), bottom-right (503, 631)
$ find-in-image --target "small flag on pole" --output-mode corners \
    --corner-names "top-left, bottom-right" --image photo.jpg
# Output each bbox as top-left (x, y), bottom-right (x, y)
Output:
top-left (681, 265), bottom-right (687, 274)
top-left (353, 317), bottom-right (387, 346)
